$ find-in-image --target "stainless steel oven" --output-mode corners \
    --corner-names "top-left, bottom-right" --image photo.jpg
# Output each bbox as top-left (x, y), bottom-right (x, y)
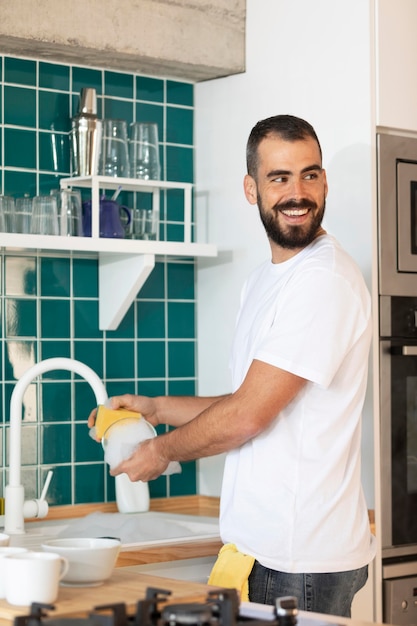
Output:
top-left (378, 131), bottom-right (417, 624)
top-left (379, 295), bottom-right (417, 624)
top-left (380, 296), bottom-right (417, 559)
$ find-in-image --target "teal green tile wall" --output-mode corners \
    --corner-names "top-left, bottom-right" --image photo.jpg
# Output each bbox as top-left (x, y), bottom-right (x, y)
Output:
top-left (0, 55), bottom-right (197, 506)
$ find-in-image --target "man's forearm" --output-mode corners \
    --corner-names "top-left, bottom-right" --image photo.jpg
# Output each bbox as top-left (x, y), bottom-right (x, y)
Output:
top-left (154, 393), bottom-right (231, 427)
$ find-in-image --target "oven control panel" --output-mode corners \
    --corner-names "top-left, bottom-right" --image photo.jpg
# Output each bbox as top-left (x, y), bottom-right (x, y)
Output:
top-left (380, 295), bottom-right (417, 338)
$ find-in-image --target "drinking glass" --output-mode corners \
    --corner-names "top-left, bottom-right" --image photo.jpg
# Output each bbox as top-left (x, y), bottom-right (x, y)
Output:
top-left (15, 195), bottom-right (32, 234)
top-left (31, 195), bottom-right (59, 235)
top-left (129, 122), bottom-right (161, 180)
top-left (141, 208), bottom-right (159, 239)
top-left (99, 119), bottom-right (130, 177)
top-left (0, 196), bottom-right (16, 232)
top-left (51, 189), bottom-right (83, 236)
top-left (128, 207), bottom-right (145, 239)
top-left (0, 197), bottom-right (10, 232)
top-left (129, 207), bottom-right (159, 240)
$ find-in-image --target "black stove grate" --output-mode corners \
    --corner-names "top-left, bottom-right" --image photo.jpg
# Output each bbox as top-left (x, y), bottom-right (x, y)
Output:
top-left (13, 587), bottom-right (298, 626)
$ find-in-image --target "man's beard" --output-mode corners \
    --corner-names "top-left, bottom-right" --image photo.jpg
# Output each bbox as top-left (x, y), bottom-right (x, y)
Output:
top-left (258, 196), bottom-right (326, 249)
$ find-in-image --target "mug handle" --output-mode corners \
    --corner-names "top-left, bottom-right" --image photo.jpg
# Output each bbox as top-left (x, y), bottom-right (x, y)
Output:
top-left (120, 205), bottom-right (131, 227)
top-left (59, 556), bottom-right (70, 580)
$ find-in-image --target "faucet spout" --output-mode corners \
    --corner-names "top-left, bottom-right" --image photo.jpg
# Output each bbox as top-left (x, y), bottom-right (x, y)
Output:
top-left (5, 358), bottom-right (108, 534)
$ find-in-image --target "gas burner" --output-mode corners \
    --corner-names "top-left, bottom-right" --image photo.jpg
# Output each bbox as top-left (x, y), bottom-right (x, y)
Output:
top-left (13, 587), bottom-right (298, 626)
top-left (161, 603), bottom-right (215, 626)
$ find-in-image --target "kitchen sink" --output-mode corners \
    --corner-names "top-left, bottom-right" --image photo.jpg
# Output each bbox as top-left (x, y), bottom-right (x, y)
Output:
top-left (5, 511), bottom-right (220, 550)
top-left (126, 556), bottom-right (217, 583)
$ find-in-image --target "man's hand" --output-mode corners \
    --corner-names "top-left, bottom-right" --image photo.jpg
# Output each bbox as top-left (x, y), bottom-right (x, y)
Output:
top-left (87, 394), bottom-right (159, 430)
top-left (109, 437), bottom-right (169, 482)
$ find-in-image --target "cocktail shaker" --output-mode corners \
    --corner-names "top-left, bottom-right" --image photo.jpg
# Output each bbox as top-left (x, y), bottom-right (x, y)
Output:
top-left (70, 88), bottom-right (102, 176)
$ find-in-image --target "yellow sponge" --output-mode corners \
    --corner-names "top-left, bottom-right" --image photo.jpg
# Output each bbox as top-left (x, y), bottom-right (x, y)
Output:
top-left (95, 405), bottom-right (142, 439)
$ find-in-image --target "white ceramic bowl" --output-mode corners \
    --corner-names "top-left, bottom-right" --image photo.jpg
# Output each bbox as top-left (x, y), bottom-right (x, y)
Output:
top-left (41, 537), bottom-right (121, 586)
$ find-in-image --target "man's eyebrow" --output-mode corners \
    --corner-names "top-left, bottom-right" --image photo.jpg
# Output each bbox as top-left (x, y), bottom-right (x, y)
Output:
top-left (266, 169), bottom-right (291, 178)
top-left (266, 164), bottom-right (323, 179)
top-left (302, 164), bottom-right (323, 173)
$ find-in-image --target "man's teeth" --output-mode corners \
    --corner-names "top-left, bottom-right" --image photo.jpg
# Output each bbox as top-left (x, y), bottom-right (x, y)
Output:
top-left (282, 208), bottom-right (309, 216)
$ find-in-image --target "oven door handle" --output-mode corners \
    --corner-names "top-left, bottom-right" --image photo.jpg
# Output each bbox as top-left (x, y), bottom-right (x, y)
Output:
top-left (393, 345), bottom-right (417, 356)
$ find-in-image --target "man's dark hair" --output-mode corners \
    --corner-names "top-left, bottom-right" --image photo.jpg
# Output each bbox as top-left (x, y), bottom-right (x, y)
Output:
top-left (246, 114), bottom-right (322, 178)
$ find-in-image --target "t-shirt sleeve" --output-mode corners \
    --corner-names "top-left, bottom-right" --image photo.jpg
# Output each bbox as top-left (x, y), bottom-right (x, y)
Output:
top-left (254, 267), bottom-right (369, 388)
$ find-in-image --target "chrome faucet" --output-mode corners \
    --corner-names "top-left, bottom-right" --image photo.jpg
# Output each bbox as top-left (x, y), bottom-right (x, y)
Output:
top-left (5, 358), bottom-right (108, 534)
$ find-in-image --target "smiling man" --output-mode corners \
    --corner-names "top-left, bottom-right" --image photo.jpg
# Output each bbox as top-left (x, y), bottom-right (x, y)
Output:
top-left (89, 115), bottom-right (376, 618)
top-left (244, 115), bottom-right (327, 258)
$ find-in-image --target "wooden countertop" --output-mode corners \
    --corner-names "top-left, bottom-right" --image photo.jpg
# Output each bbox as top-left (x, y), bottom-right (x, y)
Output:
top-left (40, 494), bottom-right (220, 520)
top-left (0, 566), bottom-right (220, 623)
top-left (0, 497), bottom-right (222, 626)
top-left (0, 497), bottom-right (378, 626)
top-left (0, 568), bottom-right (386, 626)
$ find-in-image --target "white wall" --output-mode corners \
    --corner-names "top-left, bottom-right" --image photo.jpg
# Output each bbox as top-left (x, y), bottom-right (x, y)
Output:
top-left (194, 0), bottom-right (376, 504)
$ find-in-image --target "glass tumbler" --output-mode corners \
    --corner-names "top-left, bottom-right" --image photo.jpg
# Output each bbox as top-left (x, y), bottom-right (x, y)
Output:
top-left (15, 195), bottom-right (32, 234)
top-left (99, 119), bottom-right (130, 178)
top-left (0, 196), bottom-right (16, 233)
top-left (129, 207), bottom-right (159, 240)
top-left (129, 122), bottom-right (161, 180)
top-left (141, 208), bottom-right (159, 240)
top-left (0, 196), bottom-right (11, 232)
top-left (31, 195), bottom-right (59, 235)
top-left (51, 189), bottom-right (83, 236)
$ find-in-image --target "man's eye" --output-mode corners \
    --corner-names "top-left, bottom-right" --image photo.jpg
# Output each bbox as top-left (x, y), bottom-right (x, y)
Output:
top-left (304, 172), bottom-right (319, 181)
top-left (273, 176), bottom-right (288, 183)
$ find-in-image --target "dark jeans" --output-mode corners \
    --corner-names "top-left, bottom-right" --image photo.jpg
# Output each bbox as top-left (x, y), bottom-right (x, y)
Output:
top-left (248, 561), bottom-right (368, 618)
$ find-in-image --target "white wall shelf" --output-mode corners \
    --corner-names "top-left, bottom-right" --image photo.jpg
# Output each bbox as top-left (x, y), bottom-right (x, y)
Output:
top-left (0, 176), bottom-right (217, 330)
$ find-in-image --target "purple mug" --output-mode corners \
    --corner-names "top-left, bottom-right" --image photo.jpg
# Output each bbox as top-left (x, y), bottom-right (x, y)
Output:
top-left (82, 198), bottom-right (131, 238)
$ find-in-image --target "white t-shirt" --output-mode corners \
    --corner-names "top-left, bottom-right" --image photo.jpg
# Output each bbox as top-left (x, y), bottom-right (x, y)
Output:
top-left (220, 234), bottom-right (376, 573)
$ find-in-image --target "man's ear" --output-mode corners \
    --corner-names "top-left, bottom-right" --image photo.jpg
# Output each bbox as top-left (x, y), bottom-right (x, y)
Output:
top-left (322, 168), bottom-right (328, 199)
top-left (244, 174), bottom-right (258, 205)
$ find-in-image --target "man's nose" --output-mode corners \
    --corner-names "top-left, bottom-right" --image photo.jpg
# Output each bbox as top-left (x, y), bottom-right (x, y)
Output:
top-left (289, 177), bottom-right (305, 197)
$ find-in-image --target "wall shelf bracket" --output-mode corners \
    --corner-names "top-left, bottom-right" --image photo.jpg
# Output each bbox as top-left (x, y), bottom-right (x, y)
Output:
top-left (99, 252), bottom-right (155, 330)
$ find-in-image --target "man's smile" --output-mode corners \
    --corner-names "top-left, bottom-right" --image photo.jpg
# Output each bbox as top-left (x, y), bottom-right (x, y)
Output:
top-left (280, 207), bottom-right (310, 217)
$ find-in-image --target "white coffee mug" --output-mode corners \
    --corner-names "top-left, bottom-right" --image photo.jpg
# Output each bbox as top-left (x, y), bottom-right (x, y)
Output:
top-left (0, 547), bottom-right (28, 598)
top-left (4, 551), bottom-right (69, 605)
top-left (0, 533), bottom-right (10, 546)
